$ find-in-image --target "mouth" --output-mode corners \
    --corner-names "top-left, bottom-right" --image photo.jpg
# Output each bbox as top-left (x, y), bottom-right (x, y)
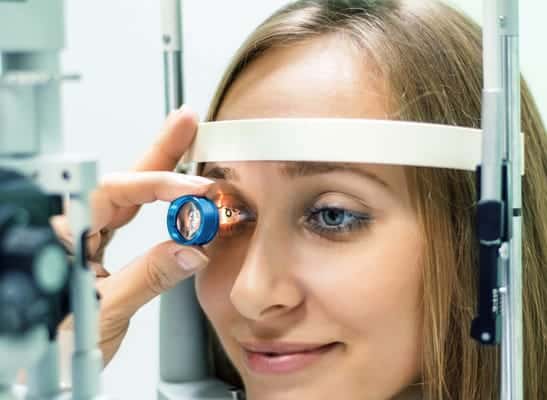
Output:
top-left (240, 341), bottom-right (341, 375)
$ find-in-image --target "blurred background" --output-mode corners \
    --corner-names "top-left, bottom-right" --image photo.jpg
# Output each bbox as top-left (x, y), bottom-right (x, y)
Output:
top-left (60, 1), bottom-right (545, 398)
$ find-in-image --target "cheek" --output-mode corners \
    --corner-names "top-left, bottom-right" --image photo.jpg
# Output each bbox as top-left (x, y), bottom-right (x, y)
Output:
top-left (195, 238), bottom-right (249, 327)
top-left (295, 215), bottom-right (424, 386)
top-left (295, 214), bottom-right (423, 342)
top-left (195, 268), bottom-right (226, 323)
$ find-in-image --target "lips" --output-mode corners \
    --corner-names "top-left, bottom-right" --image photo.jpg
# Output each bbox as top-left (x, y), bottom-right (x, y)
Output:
top-left (240, 341), bottom-right (341, 374)
top-left (241, 341), bottom-right (336, 354)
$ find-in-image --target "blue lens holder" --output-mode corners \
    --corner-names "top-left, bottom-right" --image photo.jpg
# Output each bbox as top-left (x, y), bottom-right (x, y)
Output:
top-left (167, 195), bottom-right (219, 246)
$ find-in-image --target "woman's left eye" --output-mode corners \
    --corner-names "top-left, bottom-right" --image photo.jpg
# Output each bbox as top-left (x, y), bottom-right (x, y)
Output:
top-left (305, 207), bottom-right (372, 238)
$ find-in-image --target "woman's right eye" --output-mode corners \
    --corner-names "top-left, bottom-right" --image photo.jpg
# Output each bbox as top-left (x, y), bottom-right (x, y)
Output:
top-left (216, 203), bottom-right (255, 238)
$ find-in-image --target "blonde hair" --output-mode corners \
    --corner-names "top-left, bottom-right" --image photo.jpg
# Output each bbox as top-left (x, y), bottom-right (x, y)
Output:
top-left (202, 1), bottom-right (547, 398)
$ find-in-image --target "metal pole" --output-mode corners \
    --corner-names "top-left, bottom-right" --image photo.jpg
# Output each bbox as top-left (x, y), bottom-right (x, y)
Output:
top-left (158, 0), bottom-right (209, 385)
top-left (476, 1), bottom-right (523, 399)
top-left (161, 0), bottom-right (184, 114)
top-left (473, 0), bottom-right (504, 348)
top-left (500, 1), bottom-right (523, 399)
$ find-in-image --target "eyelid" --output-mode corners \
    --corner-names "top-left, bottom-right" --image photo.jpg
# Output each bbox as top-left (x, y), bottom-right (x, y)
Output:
top-left (313, 191), bottom-right (371, 212)
top-left (209, 192), bottom-right (248, 210)
top-left (203, 180), bottom-right (257, 213)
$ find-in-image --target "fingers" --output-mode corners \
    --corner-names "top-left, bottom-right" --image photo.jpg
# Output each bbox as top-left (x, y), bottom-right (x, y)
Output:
top-left (61, 104), bottom-right (209, 235)
top-left (52, 171), bottom-right (214, 258)
top-left (96, 241), bottom-right (209, 321)
top-left (50, 216), bottom-right (115, 264)
top-left (91, 171), bottom-right (213, 231)
top-left (135, 104), bottom-right (199, 172)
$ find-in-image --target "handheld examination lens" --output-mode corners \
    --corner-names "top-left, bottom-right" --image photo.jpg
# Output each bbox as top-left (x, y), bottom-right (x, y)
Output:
top-left (167, 195), bottom-right (219, 246)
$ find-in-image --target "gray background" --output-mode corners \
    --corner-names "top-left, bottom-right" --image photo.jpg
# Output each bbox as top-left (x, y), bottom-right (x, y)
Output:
top-left (60, 1), bottom-right (545, 398)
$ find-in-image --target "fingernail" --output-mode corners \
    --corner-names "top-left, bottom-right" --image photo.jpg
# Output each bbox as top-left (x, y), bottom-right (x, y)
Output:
top-left (186, 175), bottom-right (215, 185)
top-left (176, 104), bottom-right (187, 114)
top-left (174, 174), bottom-right (214, 186)
top-left (167, 104), bottom-right (186, 117)
top-left (175, 248), bottom-right (209, 272)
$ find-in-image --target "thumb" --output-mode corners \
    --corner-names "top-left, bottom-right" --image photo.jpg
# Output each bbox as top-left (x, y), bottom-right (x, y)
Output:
top-left (97, 241), bottom-right (209, 321)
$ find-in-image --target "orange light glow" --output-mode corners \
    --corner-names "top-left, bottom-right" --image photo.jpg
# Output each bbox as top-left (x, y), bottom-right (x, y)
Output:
top-left (214, 192), bottom-right (245, 228)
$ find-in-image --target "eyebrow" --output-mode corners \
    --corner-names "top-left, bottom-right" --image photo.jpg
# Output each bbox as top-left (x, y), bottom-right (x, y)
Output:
top-left (202, 162), bottom-right (391, 190)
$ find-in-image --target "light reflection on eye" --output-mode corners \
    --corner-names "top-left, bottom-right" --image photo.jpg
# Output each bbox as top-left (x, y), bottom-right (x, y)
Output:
top-left (213, 193), bottom-right (255, 237)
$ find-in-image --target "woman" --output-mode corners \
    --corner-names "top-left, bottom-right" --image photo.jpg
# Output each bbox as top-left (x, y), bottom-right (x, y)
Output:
top-left (61, 0), bottom-right (546, 399)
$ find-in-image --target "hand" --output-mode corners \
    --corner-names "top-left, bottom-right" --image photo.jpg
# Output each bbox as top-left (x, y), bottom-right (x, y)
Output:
top-left (54, 105), bottom-right (213, 366)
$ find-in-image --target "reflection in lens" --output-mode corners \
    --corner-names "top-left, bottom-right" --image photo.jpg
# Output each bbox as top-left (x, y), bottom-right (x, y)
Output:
top-left (176, 201), bottom-right (202, 240)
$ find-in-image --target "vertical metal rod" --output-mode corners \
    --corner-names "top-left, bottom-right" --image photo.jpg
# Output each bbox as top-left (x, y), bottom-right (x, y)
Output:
top-left (499, 23), bottom-right (512, 400)
top-left (481, 1), bottom-right (503, 202)
top-left (27, 341), bottom-right (61, 398)
top-left (474, 0), bottom-right (503, 348)
top-left (501, 0), bottom-right (523, 397)
top-left (159, 0), bottom-right (210, 384)
top-left (69, 194), bottom-right (103, 400)
top-left (481, 1), bottom-right (523, 399)
top-left (161, 0), bottom-right (184, 114)
top-left (163, 52), bottom-right (183, 115)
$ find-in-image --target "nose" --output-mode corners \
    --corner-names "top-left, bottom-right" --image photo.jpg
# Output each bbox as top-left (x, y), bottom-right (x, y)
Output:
top-left (230, 225), bottom-right (304, 321)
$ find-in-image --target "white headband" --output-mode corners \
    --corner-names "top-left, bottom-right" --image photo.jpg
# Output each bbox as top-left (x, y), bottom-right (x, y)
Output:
top-left (183, 118), bottom-right (524, 173)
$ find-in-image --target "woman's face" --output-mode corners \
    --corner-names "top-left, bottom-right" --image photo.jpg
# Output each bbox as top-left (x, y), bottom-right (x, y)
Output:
top-left (195, 36), bottom-right (423, 400)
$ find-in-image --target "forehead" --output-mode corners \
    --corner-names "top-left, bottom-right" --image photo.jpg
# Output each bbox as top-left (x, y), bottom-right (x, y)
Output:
top-left (216, 34), bottom-right (390, 121)
top-left (209, 35), bottom-right (409, 203)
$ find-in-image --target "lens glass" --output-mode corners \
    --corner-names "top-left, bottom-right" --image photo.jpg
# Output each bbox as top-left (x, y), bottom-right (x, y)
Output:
top-left (176, 201), bottom-right (202, 240)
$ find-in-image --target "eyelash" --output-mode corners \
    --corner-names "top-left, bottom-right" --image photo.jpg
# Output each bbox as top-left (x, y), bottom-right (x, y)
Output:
top-left (304, 207), bottom-right (372, 238)
top-left (215, 204), bottom-right (372, 239)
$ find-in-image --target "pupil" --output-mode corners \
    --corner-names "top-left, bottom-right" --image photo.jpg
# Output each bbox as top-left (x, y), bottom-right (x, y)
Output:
top-left (323, 209), bottom-right (344, 226)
